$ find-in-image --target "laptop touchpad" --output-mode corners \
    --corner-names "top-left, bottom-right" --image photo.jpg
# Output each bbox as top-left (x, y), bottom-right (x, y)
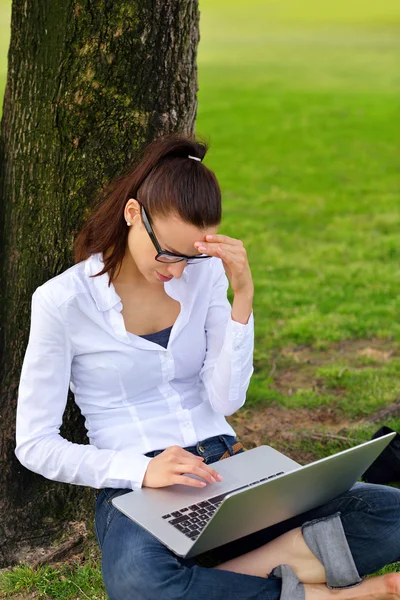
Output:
top-left (186, 463), bottom-right (241, 485)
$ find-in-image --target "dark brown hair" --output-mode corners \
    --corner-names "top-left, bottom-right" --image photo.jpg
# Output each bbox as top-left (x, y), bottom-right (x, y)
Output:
top-left (73, 133), bottom-right (222, 285)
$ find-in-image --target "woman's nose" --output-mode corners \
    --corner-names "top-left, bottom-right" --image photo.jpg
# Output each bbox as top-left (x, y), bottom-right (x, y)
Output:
top-left (167, 261), bottom-right (187, 279)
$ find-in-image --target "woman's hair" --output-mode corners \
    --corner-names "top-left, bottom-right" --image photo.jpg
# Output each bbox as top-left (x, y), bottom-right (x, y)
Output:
top-left (73, 132), bottom-right (222, 285)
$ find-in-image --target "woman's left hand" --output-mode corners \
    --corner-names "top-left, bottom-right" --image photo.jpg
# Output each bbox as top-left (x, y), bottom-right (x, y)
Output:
top-left (194, 234), bottom-right (254, 297)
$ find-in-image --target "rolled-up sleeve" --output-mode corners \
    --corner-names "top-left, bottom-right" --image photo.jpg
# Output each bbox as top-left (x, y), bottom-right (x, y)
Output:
top-left (199, 260), bottom-right (254, 416)
top-left (15, 287), bottom-right (151, 490)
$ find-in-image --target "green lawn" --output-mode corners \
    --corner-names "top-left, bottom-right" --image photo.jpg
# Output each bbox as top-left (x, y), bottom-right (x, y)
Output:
top-left (1, 0), bottom-right (400, 597)
top-left (196, 0), bottom-right (400, 425)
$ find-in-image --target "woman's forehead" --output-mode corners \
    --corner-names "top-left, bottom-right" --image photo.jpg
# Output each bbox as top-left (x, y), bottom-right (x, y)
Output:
top-left (154, 214), bottom-right (218, 252)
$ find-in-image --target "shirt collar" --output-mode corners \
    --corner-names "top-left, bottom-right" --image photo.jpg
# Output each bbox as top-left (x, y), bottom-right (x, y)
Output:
top-left (85, 252), bottom-right (189, 312)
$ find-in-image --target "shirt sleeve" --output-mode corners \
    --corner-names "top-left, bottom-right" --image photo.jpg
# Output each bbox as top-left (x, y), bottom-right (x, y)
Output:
top-left (15, 286), bottom-right (152, 490)
top-left (199, 259), bottom-right (254, 416)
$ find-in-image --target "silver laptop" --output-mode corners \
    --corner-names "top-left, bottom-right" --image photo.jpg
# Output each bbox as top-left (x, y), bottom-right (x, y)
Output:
top-left (112, 432), bottom-right (395, 558)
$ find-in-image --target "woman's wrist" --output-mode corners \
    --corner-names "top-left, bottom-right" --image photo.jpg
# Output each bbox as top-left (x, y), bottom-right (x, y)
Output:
top-left (231, 290), bottom-right (254, 324)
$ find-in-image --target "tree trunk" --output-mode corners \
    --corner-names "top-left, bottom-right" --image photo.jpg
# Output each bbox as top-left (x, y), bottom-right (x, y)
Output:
top-left (0, 0), bottom-right (200, 568)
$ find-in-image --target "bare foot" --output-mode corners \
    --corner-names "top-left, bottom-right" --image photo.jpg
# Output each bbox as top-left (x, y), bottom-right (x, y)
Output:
top-left (304, 573), bottom-right (400, 600)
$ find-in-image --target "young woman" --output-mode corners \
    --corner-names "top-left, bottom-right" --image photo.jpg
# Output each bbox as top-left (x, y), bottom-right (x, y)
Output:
top-left (15, 133), bottom-right (400, 600)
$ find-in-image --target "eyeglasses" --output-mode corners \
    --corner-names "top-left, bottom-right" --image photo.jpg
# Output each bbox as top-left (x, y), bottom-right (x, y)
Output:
top-left (137, 201), bottom-right (212, 264)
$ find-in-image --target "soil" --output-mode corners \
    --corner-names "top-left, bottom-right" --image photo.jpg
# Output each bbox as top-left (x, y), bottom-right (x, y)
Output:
top-left (271, 338), bottom-right (398, 398)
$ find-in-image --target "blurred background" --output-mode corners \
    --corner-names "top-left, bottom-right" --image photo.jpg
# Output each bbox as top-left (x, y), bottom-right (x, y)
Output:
top-left (196, 0), bottom-right (400, 438)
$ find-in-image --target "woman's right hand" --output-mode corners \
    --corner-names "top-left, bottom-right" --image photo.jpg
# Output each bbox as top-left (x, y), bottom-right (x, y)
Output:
top-left (142, 445), bottom-right (224, 488)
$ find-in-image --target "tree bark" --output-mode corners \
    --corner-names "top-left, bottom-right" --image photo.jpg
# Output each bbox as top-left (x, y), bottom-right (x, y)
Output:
top-left (0, 0), bottom-right (200, 568)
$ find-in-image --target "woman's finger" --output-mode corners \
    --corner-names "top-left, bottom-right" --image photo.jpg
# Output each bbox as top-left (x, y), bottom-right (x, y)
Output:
top-left (175, 464), bottom-right (214, 484)
top-left (194, 241), bottom-right (246, 256)
top-left (205, 234), bottom-right (243, 246)
top-left (174, 475), bottom-right (207, 488)
top-left (175, 462), bottom-right (222, 483)
top-left (216, 246), bottom-right (246, 263)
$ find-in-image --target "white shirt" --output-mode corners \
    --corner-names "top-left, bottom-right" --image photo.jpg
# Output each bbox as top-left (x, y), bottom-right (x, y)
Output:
top-left (15, 252), bottom-right (254, 490)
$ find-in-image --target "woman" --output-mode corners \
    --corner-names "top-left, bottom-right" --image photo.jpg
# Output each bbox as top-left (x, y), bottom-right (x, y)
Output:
top-left (15, 133), bottom-right (400, 600)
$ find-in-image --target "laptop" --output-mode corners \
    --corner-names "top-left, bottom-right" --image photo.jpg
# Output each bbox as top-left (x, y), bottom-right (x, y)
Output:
top-left (112, 432), bottom-right (396, 558)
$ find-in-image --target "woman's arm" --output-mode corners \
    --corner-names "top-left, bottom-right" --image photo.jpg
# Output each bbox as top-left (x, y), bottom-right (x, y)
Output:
top-left (198, 258), bottom-right (254, 416)
top-left (15, 287), bottom-right (151, 490)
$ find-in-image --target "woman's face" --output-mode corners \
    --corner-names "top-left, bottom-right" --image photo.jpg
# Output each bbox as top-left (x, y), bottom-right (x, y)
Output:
top-left (124, 199), bottom-right (219, 285)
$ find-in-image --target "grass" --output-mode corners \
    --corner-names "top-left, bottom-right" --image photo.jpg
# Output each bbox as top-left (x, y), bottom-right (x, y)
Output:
top-left (253, 351), bottom-right (400, 416)
top-left (1, 0), bottom-right (400, 596)
top-left (0, 559), bottom-right (107, 600)
top-left (196, 0), bottom-right (400, 424)
top-left (1, 558), bottom-right (398, 599)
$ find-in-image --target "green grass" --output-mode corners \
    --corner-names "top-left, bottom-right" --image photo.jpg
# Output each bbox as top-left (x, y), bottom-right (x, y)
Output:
top-left (1, 0), bottom-right (400, 595)
top-left (196, 0), bottom-right (400, 416)
top-left (0, 558), bottom-right (107, 599)
top-left (0, 558), bottom-right (398, 599)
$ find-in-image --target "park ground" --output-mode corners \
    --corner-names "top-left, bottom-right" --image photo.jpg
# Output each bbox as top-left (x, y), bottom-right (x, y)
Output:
top-left (1, 0), bottom-right (400, 597)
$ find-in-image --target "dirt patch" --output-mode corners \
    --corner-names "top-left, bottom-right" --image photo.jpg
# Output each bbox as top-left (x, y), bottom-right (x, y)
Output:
top-left (268, 338), bottom-right (399, 396)
top-left (281, 338), bottom-right (397, 365)
top-left (230, 338), bottom-right (399, 462)
top-left (227, 402), bottom-right (356, 462)
top-left (1, 595), bottom-right (41, 600)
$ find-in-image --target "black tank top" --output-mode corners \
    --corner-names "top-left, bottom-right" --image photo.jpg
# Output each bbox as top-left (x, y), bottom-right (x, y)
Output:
top-left (138, 325), bottom-right (173, 349)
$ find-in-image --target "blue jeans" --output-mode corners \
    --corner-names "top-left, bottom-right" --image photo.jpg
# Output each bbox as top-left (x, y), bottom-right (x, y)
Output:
top-left (94, 435), bottom-right (400, 600)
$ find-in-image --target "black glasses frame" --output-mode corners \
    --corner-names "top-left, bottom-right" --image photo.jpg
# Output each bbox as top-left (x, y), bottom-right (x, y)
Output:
top-left (137, 201), bottom-right (211, 264)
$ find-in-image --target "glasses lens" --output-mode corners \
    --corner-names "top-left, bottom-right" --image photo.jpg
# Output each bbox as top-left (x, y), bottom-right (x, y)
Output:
top-left (186, 255), bottom-right (212, 265)
top-left (157, 254), bottom-right (185, 263)
top-left (157, 253), bottom-right (212, 264)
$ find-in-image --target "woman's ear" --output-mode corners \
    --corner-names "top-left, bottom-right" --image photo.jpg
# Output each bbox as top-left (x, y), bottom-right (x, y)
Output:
top-left (125, 198), bottom-right (140, 223)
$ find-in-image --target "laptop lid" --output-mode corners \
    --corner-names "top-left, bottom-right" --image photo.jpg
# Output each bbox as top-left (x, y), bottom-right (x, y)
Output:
top-left (187, 432), bottom-right (396, 557)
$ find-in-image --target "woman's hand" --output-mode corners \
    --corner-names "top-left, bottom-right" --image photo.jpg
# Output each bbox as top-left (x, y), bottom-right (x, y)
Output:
top-left (194, 234), bottom-right (254, 297)
top-left (194, 234), bottom-right (254, 324)
top-left (142, 445), bottom-right (224, 489)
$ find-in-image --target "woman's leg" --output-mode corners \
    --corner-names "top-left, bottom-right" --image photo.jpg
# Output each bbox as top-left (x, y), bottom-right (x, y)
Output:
top-left (95, 484), bottom-right (400, 600)
top-left (215, 525), bottom-right (327, 582)
top-left (102, 513), bottom-right (400, 600)
top-left (213, 482), bottom-right (400, 580)
top-left (95, 436), bottom-right (400, 599)
top-left (212, 481), bottom-right (400, 600)
top-left (95, 488), bottom-right (283, 600)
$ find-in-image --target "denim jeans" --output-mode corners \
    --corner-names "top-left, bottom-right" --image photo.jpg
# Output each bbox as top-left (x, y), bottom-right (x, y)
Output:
top-left (94, 434), bottom-right (400, 600)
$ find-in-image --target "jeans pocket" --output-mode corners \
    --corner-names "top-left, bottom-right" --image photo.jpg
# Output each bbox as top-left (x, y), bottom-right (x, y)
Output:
top-left (105, 488), bottom-right (132, 529)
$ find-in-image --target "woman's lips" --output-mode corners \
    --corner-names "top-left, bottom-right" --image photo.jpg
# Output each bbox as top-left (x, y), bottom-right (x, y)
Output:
top-left (156, 271), bottom-right (173, 282)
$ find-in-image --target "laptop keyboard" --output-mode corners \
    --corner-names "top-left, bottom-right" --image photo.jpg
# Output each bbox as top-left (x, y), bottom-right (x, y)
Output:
top-left (161, 471), bottom-right (285, 541)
